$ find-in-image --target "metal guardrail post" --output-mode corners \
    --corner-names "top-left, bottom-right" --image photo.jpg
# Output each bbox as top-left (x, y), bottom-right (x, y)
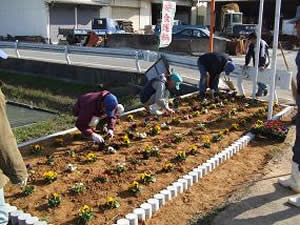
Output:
top-left (135, 50), bottom-right (141, 73)
top-left (64, 45), bottom-right (71, 65)
top-left (15, 40), bottom-right (20, 58)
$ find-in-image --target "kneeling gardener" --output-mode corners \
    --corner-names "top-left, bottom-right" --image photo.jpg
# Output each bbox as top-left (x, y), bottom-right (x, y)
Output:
top-left (73, 90), bottom-right (124, 143)
top-left (139, 72), bottom-right (183, 115)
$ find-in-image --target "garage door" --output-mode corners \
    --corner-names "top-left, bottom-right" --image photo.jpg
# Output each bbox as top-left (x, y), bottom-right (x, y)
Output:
top-left (50, 5), bottom-right (75, 43)
top-left (77, 6), bottom-right (100, 29)
top-left (112, 7), bottom-right (140, 31)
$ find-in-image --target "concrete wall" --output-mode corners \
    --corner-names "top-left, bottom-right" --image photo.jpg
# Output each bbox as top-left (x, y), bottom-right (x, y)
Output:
top-left (165, 38), bottom-right (227, 54)
top-left (0, 58), bottom-right (197, 97)
top-left (106, 34), bottom-right (159, 50)
top-left (0, 58), bottom-right (144, 87)
top-left (140, 0), bottom-right (152, 30)
top-left (0, 0), bottom-right (48, 37)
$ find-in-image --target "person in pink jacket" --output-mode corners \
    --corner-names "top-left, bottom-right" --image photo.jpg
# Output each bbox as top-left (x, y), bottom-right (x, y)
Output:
top-left (72, 90), bottom-right (123, 143)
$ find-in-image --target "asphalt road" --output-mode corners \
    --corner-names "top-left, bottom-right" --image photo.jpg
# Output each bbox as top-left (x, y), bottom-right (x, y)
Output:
top-left (1, 47), bottom-right (298, 104)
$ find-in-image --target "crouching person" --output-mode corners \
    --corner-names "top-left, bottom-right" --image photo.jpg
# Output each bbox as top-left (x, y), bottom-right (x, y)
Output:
top-left (139, 72), bottom-right (183, 115)
top-left (73, 90), bottom-right (124, 143)
top-left (0, 81), bottom-right (28, 225)
top-left (198, 52), bottom-right (235, 100)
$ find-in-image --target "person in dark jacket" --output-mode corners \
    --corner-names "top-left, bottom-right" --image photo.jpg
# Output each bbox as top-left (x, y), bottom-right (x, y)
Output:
top-left (72, 91), bottom-right (123, 143)
top-left (244, 32), bottom-right (270, 97)
top-left (198, 52), bottom-right (235, 100)
top-left (0, 51), bottom-right (28, 225)
top-left (279, 6), bottom-right (300, 207)
top-left (140, 72), bottom-right (183, 115)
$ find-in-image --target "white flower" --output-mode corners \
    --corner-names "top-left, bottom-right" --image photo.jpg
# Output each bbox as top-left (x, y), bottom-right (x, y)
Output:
top-left (108, 146), bottom-right (117, 154)
top-left (161, 123), bottom-right (167, 128)
top-left (137, 132), bottom-right (147, 139)
top-left (152, 146), bottom-right (159, 152)
top-left (67, 163), bottom-right (77, 172)
top-left (204, 109), bottom-right (208, 114)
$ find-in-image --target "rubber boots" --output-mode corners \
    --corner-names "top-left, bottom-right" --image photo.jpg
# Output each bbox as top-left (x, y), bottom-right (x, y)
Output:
top-left (279, 162), bottom-right (300, 193)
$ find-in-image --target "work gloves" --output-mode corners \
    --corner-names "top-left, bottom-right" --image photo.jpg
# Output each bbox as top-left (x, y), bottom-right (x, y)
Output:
top-left (91, 133), bottom-right (105, 143)
top-left (107, 129), bottom-right (114, 138)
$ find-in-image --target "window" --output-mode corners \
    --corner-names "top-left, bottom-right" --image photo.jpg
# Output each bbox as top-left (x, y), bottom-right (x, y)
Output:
top-left (193, 30), bottom-right (202, 37)
top-left (232, 14), bottom-right (242, 24)
top-left (180, 29), bottom-right (193, 37)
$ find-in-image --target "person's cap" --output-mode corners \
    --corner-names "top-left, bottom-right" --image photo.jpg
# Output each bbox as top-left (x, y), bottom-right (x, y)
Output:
top-left (287, 6), bottom-right (300, 23)
top-left (225, 61), bottom-right (235, 75)
top-left (247, 32), bottom-right (257, 40)
top-left (0, 50), bottom-right (8, 59)
top-left (170, 72), bottom-right (183, 90)
top-left (104, 93), bottom-right (118, 117)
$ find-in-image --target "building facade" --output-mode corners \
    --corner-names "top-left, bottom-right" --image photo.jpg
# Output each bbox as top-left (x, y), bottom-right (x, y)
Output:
top-left (0, 0), bottom-right (193, 43)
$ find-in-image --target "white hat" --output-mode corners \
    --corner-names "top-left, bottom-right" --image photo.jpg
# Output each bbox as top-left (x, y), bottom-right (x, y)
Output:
top-left (0, 50), bottom-right (8, 59)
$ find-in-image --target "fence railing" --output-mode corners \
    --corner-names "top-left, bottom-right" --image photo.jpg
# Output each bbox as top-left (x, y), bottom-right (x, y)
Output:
top-left (0, 40), bottom-right (200, 73)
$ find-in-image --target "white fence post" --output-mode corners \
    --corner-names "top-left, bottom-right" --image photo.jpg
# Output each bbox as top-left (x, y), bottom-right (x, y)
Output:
top-left (267, 0), bottom-right (282, 120)
top-left (135, 50), bottom-right (141, 73)
top-left (64, 45), bottom-right (71, 65)
top-left (15, 40), bottom-right (20, 58)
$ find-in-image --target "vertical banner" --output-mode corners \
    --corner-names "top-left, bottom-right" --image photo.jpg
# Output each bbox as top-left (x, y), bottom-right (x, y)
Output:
top-left (159, 0), bottom-right (176, 48)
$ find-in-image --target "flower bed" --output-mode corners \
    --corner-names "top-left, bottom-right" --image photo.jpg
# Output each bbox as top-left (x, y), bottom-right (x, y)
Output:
top-left (5, 93), bottom-right (282, 225)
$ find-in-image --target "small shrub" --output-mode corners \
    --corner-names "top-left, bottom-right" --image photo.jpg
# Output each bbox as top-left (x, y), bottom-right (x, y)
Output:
top-left (78, 205), bottom-right (94, 224)
top-left (48, 193), bottom-right (61, 208)
top-left (22, 185), bottom-right (35, 196)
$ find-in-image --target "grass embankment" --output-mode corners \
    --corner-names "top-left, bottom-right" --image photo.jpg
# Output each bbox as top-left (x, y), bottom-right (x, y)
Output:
top-left (0, 71), bottom-right (139, 144)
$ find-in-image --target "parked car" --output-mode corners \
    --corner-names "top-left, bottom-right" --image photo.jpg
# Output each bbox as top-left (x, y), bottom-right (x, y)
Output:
top-left (172, 28), bottom-right (229, 41)
top-left (154, 20), bottom-right (208, 35)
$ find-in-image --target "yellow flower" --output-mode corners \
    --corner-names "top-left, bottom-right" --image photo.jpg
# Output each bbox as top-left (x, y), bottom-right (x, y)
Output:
top-left (43, 171), bottom-right (57, 180)
top-left (177, 151), bottom-right (186, 157)
top-left (31, 144), bottom-right (42, 154)
top-left (254, 120), bottom-right (264, 129)
top-left (154, 124), bottom-right (161, 131)
top-left (53, 193), bottom-right (60, 199)
top-left (139, 173), bottom-right (150, 180)
top-left (127, 114), bottom-right (134, 121)
top-left (219, 128), bottom-right (229, 135)
top-left (123, 135), bottom-right (130, 144)
top-left (144, 145), bottom-right (152, 151)
top-left (231, 123), bottom-right (240, 130)
top-left (202, 136), bottom-right (211, 144)
top-left (106, 196), bottom-right (115, 204)
top-left (79, 205), bottom-right (91, 214)
top-left (86, 153), bottom-right (97, 162)
top-left (190, 145), bottom-right (198, 151)
top-left (129, 181), bottom-right (139, 189)
top-left (164, 163), bottom-right (174, 170)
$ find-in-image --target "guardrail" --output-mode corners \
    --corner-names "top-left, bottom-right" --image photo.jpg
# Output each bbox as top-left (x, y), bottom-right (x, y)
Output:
top-left (0, 40), bottom-right (201, 73)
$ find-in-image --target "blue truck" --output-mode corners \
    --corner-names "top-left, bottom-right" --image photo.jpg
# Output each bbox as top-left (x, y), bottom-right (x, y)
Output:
top-left (59, 18), bottom-right (125, 45)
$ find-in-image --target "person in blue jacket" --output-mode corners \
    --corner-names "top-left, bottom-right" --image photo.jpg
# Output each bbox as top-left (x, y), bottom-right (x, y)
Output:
top-left (278, 6), bottom-right (300, 207)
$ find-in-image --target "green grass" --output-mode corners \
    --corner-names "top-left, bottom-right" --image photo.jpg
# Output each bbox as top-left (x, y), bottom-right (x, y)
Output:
top-left (0, 71), bottom-right (139, 144)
